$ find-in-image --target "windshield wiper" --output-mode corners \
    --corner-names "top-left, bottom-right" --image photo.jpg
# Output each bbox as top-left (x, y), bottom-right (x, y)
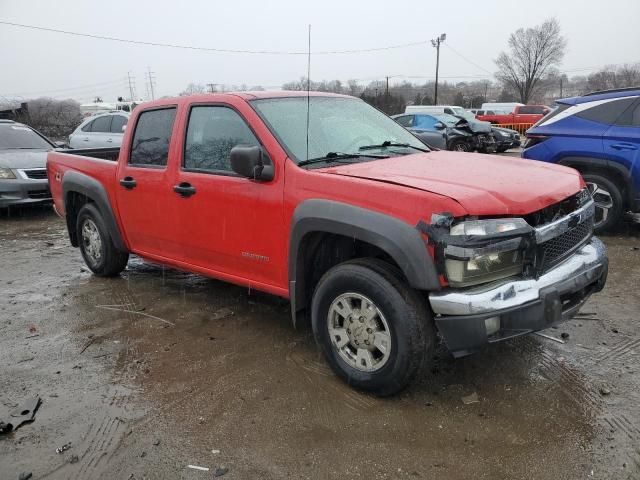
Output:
top-left (298, 152), bottom-right (388, 167)
top-left (358, 141), bottom-right (429, 152)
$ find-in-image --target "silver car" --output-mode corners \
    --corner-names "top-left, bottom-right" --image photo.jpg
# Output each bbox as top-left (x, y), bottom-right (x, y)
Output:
top-left (0, 120), bottom-right (57, 208)
top-left (68, 112), bottom-right (129, 149)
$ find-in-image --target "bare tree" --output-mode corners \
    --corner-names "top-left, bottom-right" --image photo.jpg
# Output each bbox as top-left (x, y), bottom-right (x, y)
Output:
top-left (495, 18), bottom-right (566, 103)
top-left (179, 83), bottom-right (206, 96)
top-left (25, 97), bottom-right (82, 140)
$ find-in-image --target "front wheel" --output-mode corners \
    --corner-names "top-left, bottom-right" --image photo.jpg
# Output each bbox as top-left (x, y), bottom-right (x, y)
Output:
top-left (449, 139), bottom-right (469, 152)
top-left (311, 259), bottom-right (435, 396)
top-left (76, 203), bottom-right (129, 276)
top-left (582, 173), bottom-right (624, 233)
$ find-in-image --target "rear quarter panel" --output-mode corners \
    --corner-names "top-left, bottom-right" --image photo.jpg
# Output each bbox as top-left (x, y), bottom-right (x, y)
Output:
top-left (47, 151), bottom-right (119, 220)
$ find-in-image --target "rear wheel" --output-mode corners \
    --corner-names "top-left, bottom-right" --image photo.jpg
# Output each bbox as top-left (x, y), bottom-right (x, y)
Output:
top-left (582, 173), bottom-right (624, 233)
top-left (76, 203), bottom-right (129, 276)
top-left (311, 258), bottom-right (435, 396)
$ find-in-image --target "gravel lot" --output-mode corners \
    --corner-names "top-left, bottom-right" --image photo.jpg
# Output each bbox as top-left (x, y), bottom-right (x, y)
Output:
top-left (1, 205), bottom-right (639, 480)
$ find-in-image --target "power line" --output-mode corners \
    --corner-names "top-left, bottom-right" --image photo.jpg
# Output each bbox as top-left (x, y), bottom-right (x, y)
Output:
top-left (0, 20), bottom-right (429, 55)
top-left (1, 78), bottom-right (127, 97)
top-left (442, 43), bottom-right (494, 74)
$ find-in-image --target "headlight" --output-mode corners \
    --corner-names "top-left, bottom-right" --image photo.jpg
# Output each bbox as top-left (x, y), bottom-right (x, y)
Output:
top-left (445, 250), bottom-right (524, 287)
top-left (450, 218), bottom-right (529, 236)
top-left (0, 167), bottom-right (16, 179)
top-left (444, 218), bottom-right (530, 287)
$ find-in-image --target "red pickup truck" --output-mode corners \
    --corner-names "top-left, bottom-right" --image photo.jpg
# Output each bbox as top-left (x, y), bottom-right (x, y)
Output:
top-left (476, 105), bottom-right (551, 125)
top-left (47, 92), bottom-right (608, 395)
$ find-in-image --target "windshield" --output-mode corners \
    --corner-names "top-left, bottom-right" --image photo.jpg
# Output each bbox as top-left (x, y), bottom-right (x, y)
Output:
top-left (251, 97), bottom-right (427, 163)
top-left (455, 110), bottom-right (476, 121)
top-left (433, 113), bottom-right (463, 126)
top-left (0, 124), bottom-right (53, 150)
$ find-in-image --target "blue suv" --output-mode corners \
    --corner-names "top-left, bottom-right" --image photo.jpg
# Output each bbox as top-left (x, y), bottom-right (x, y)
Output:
top-left (522, 87), bottom-right (640, 232)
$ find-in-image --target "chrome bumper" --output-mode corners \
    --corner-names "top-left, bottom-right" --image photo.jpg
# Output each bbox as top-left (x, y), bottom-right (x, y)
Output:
top-left (430, 237), bottom-right (607, 316)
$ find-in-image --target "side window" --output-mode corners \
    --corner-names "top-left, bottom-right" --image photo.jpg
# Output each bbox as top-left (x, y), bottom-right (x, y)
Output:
top-left (91, 115), bottom-right (112, 133)
top-left (111, 115), bottom-right (128, 133)
top-left (129, 107), bottom-right (177, 166)
top-left (395, 115), bottom-right (414, 127)
top-left (519, 106), bottom-right (536, 114)
top-left (414, 115), bottom-right (438, 129)
top-left (614, 99), bottom-right (640, 127)
top-left (184, 106), bottom-right (259, 173)
top-left (444, 108), bottom-right (453, 114)
top-left (576, 98), bottom-right (637, 125)
top-left (81, 120), bottom-right (94, 132)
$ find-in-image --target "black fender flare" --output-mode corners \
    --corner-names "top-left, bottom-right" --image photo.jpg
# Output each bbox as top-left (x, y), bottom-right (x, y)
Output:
top-left (557, 156), bottom-right (635, 207)
top-left (288, 199), bottom-right (441, 321)
top-left (62, 170), bottom-right (127, 252)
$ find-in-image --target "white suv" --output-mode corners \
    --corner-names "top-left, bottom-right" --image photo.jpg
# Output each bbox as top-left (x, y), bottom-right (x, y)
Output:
top-left (69, 112), bottom-right (129, 149)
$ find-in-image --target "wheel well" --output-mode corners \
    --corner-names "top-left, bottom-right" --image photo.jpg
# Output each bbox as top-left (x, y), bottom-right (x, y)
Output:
top-left (65, 191), bottom-right (94, 247)
top-left (562, 162), bottom-right (629, 207)
top-left (295, 232), bottom-right (406, 315)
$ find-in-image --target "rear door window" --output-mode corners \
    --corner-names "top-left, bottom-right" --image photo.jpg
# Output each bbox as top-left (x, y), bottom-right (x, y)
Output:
top-left (90, 115), bottom-right (112, 133)
top-left (395, 115), bottom-right (414, 127)
top-left (576, 98), bottom-right (637, 125)
top-left (110, 115), bottom-right (128, 133)
top-left (613, 99), bottom-right (640, 127)
top-left (129, 107), bottom-right (177, 167)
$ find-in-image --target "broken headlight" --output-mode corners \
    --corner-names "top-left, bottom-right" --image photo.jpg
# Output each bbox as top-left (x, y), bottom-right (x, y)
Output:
top-left (444, 218), bottom-right (530, 287)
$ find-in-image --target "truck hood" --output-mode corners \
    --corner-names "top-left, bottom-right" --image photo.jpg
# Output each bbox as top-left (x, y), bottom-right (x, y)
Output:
top-left (321, 151), bottom-right (583, 216)
top-left (0, 149), bottom-right (50, 169)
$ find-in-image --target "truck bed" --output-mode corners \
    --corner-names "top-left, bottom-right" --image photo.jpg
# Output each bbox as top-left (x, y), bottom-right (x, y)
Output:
top-left (47, 149), bottom-right (120, 218)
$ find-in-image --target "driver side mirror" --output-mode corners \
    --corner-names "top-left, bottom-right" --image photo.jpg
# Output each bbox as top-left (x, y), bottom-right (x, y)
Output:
top-left (434, 122), bottom-right (446, 130)
top-left (230, 145), bottom-right (274, 181)
top-left (122, 125), bottom-right (127, 133)
top-left (54, 141), bottom-right (67, 149)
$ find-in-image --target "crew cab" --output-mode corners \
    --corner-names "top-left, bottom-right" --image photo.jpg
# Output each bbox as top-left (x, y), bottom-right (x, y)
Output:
top-left (476, 105), bottom-right (551, 125)
top-left (47, 92), bottom-right (608, 395)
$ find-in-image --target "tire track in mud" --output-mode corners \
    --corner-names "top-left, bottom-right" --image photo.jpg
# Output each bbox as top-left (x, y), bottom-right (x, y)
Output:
top-left (595, 337), bottom-right (640, 365)
top-left (603, 414), bottom-right (640, 471)
top-left (286, 347), bottom-right (380, 414)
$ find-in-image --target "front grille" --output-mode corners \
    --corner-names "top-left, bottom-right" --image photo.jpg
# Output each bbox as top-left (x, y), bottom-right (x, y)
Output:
top-left (539, 217), bottom-right (593, 272)
top-left (24, 169), bottom-right (47, 179)
top-left (27, 189), bottom-right (51, 199)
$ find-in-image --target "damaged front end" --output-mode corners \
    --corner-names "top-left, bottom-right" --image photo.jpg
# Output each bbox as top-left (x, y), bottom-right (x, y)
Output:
top-left (420, 189), bottom-right (608, 357)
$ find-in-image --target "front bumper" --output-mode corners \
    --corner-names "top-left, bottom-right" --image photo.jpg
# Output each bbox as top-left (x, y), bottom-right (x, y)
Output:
top-left (0, 177), bottom-right (51, 208)
top-left (428, 237), bottom-right (608, 357)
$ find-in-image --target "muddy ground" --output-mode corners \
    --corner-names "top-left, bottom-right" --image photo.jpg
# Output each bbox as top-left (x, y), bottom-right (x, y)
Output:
top-left (1, 207), bottom-right (639, 480)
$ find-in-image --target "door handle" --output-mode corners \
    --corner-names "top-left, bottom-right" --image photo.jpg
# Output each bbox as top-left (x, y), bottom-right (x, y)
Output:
top-left (611, 143), bottom-right (637, 151)
top-left (106, 138), bottom-right (113, 143)
top-left (83, 138), bottom-right (89, 142)
top-left (173, 182), bottom-right (196, 198)
top-left (119, 176), bottom-right (137, 189)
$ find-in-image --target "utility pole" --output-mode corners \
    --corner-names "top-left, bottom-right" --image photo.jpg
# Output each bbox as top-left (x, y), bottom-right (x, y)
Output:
top-left (484, 81), bottom-right (489, 102)
top-left (385, 76), bottom-right (389, 96)
top-left (560, 76), bottom-right (563, 97)
top-left (206, 83), bottom-right (217, 93)
top-left (146, 67), bottom-right (156, 100)
top-left (431, 33), bottom-right (446, 105)
top-left (127, 72), bottom-right (136, 101)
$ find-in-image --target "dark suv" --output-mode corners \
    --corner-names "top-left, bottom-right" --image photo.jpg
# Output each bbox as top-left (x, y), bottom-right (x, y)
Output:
top-left (522, 87), bottom-right (640, 232)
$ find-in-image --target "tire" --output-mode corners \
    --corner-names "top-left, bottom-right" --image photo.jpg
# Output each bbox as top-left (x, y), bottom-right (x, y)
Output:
top-left (311, 258), bottom-right (436, 396)
top-left (448, 139), bottom-right (469, 152)
top-left (582, 173), bottom-right (624, 234)
top-left (76, 203), bottom-right (129, 276)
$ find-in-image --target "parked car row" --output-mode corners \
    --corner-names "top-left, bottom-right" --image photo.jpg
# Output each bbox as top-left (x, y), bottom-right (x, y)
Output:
top-left (393, 109), bottom-right (520, 153)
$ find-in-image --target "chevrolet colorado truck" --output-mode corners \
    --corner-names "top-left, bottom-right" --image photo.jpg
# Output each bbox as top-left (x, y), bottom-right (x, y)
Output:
top-left (47, 92), bottom-right (608, 395)
top-left (476, 104), bottom-right (551, 126)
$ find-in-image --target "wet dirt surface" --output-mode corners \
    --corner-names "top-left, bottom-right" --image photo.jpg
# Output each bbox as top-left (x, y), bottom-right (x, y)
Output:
top-left (1, 208), bottom-right (639, 479)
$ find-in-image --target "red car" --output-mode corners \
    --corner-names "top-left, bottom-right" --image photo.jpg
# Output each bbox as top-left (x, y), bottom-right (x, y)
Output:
top-left (47, 92), bottom-right (607, 395)
top-left (476, 105), bottom-right (551, 125)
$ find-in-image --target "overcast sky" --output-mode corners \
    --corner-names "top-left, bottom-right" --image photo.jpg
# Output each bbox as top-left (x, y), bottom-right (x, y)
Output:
top-left (1, 0), bottom-right (639, 103)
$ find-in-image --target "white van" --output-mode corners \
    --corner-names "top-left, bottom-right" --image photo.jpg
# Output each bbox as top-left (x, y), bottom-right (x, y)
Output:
top-left (405, 105), bottom-right (467, 116)
top-left (479, 102), bottom-right (524, 112)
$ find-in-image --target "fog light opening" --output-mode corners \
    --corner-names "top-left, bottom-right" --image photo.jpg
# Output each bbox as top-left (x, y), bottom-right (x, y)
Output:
top-left (484, 316), bottom-right (501, 336)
